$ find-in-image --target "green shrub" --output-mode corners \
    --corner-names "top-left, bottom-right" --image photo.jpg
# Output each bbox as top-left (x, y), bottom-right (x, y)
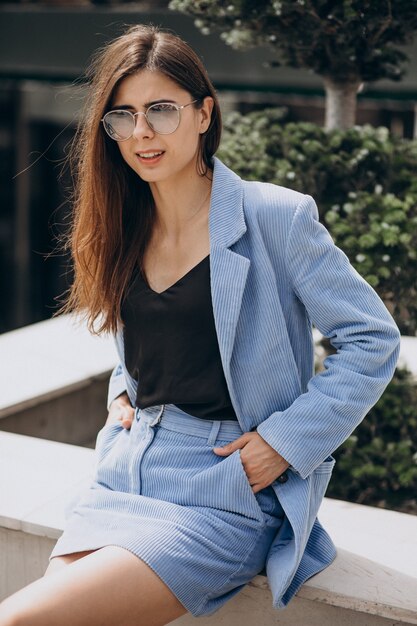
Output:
top-left (327, 367), bottom-right (417, 514)
top-left (218, 112), bottom-right (417, 333)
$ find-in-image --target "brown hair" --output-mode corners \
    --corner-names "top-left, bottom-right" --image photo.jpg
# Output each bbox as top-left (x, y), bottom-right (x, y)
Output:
top-left (60, 24), bottom-right (222, 333)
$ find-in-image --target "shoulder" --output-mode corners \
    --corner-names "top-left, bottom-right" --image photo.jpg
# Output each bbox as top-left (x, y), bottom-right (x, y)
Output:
top-left (243, 178), bottom-right (305, 210)
top-left (241, 178), bottom-right (317, 231)
top-left (211, 157), bottom-right (318, 232)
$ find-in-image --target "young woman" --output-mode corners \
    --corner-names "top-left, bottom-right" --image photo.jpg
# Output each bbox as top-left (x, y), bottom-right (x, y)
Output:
top-left (0, 24), bottom-right (400, 626)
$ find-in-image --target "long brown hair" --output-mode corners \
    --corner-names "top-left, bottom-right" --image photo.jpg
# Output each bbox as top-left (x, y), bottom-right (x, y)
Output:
top-left (60, 24), bottom-right (222, 334)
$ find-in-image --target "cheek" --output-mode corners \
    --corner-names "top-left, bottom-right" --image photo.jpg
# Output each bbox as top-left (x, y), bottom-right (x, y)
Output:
top-left (116, 145), bottom-right (141, 175)
top-left (175, 129), bottom-right (201, 159)
top-left (117, 144), bottom-right (131, 164)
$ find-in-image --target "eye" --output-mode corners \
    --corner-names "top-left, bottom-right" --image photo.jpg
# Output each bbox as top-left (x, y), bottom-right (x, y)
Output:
top-left (150, 103), bottom-right (178, 113)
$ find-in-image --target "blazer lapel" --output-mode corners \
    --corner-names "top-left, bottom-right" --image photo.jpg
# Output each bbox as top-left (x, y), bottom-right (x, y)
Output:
top-left (209, 158), bottom-right (249, 381)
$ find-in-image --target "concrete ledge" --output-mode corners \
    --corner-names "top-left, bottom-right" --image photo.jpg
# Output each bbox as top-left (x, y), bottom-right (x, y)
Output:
top-left (398, 335), bottom-right (417, 375)
top-left (0, 378), bottom-right (110, 447)
top-left (0, 314), bottom-right (117, 419)
top-left (1, 431), bottom-right (416, 624)
top-left (0, 315), bottom-right (118, 446)
top-left (2, 319), bottom-right (415, 423)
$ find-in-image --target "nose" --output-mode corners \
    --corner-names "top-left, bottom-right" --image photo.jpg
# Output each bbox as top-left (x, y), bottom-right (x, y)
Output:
top-left (132, 111), bottom-right (154, 139)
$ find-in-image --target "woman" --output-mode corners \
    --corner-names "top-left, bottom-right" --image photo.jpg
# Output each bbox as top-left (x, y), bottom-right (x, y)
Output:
top-left (0, 24), bottom-right (400, 626)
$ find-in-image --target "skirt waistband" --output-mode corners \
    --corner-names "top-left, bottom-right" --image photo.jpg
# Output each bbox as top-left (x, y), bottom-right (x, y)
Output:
top-left (136, 404), bottom-right (244, 445)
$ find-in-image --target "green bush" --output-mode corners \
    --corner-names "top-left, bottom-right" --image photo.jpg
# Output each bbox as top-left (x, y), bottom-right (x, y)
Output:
top-left (218, 111), bottom-right (417, 334)
top-left (327, 367), bottom-right (417, 514)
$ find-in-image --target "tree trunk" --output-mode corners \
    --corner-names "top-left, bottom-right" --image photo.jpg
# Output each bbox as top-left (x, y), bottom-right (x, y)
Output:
top-left (324, 78), bottom-right (361, 130)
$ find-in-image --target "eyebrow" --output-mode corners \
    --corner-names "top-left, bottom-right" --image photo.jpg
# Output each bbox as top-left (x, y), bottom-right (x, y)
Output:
top-left (108, 98), bottom-right (178, 111)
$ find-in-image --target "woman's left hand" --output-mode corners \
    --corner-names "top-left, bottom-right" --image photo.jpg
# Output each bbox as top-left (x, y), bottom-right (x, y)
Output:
top-left (213, 432), bottom-right (290, 494)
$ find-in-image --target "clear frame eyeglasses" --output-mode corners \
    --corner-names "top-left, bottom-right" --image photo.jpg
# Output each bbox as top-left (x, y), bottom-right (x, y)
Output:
top-left (101, 100), bottom-right (199, 141)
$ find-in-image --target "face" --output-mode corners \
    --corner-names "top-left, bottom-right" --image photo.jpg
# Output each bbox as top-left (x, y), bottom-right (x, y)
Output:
top-left (108, 70), bottom-right (213, 187)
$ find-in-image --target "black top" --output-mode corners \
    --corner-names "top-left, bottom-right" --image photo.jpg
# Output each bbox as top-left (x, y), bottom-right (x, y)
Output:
top-left (121, 255), bottom-right (238, 421)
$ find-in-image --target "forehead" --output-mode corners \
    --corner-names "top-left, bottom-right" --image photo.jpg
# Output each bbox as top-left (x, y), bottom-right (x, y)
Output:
top-left (112, 70), bottom-right (187, 105)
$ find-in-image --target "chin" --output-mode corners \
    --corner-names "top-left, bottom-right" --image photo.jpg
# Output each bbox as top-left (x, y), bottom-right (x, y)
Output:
top-left (128, 163), bottom-right (162, 183)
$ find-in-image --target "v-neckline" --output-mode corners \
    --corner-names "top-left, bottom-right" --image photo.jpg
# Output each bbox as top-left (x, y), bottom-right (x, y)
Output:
top-left (143, 254), bottom-right (210, 295)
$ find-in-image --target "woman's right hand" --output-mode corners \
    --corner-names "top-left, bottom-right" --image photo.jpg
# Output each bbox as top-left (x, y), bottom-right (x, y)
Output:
top-left (105, 392), bottom-right (135, 430)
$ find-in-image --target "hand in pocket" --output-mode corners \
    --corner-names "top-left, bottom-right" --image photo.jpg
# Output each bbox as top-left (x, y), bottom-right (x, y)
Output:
top-left (213, 432), bottom-right (289, 493)
top-left (106, 392), bottom-right (135, 430)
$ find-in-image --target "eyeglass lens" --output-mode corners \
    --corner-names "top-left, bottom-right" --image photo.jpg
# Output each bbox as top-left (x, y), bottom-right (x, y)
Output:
top-left (103, 103), bottom-right (181, 140)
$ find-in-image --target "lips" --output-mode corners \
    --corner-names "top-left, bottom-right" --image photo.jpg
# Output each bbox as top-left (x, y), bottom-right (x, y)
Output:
top-left (136, 151), bottom-right (164, 159)
top-left (135, 150), bottom-right (165, 166)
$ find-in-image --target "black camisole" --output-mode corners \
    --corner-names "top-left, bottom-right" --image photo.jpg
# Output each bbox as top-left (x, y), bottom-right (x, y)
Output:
top-left (121, 255), bottom-right (238, 421)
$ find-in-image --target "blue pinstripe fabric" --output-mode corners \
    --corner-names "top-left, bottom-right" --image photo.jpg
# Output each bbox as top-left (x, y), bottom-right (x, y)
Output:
top-left (50, 404), bottom-right (284, 616)
top-left (71, 157), bottom-right (399, 611)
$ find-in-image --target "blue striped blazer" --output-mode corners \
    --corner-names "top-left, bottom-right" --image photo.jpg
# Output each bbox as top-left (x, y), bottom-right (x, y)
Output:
top-left (107, 157), bottom-right (400, 608)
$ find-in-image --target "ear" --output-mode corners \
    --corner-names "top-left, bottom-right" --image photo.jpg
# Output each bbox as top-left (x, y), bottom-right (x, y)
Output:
top-left (199, 96), bottom-right (214, 134)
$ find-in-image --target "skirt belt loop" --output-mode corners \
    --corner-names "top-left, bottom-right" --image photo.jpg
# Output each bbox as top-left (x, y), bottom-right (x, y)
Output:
top-left (207, 420), bottom-right (221, 446)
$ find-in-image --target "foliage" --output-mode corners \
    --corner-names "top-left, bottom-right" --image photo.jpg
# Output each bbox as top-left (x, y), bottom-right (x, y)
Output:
top-left (169, 0), bottom-right (417, 84)
top-left (217, 110), bottom-right (417, 333)
top-left (326, 367), bottom-right (417, 514)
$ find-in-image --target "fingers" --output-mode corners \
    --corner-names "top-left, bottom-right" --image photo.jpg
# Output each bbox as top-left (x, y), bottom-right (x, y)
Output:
top-left (213, 431), bottom-right (290, 493)
top-left (120, 406), bottom-right (135, 429)
top-left (106, 398), bottom-right (135, 430)
top-left (212, 433), bottom-right (252, 456)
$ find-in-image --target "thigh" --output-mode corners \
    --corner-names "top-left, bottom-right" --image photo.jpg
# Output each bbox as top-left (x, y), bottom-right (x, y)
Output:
top-left (0, 546), bottom-right (187, 626)
top-left (44, 550), bottom-right (97, 576)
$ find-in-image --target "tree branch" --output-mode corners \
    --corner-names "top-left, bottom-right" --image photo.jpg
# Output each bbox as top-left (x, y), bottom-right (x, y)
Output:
top-left (368, 0), bottom-right (393, 45)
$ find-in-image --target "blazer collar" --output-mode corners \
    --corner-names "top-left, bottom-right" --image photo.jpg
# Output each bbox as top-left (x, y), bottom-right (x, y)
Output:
top-left (209, 157), bottom-right (246, 249)
top-left (207, 158), bottom-right (250, 421)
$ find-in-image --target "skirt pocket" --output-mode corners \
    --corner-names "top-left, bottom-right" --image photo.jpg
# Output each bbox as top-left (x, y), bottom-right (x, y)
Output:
top-left (93, 422), bottom-right (130, 489)
top-left (186, 448), bottom-right (269, 524)
top-left (232, 450), bottom-right (283, 518)
top-left (95, 422), bottom-right (125, 464)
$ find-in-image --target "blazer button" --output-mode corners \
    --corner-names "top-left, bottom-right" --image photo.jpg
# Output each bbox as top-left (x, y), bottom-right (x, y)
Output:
top-left (277, 471), bottom-right (288, 484)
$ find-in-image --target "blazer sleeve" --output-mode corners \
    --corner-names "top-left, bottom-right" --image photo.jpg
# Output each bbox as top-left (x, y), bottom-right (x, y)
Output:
top-left (256, 194), bottom-right (401, 479)
top-left (107, 363), bottom-right (128, 411)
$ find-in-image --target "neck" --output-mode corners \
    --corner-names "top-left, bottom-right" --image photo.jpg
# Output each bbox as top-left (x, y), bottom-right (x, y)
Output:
top-left (149, 171), bottom-right (212, 238)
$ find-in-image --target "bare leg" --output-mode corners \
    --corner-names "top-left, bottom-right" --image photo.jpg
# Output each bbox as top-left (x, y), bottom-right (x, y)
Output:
top-left (0, 546), bottom-right (187, 626)
top-left (44, 549), bottom-right (97, 576)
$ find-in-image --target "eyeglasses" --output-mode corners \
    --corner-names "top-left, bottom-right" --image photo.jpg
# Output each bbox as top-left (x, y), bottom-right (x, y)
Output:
top-left (101, 100), bottom-right (198, 141)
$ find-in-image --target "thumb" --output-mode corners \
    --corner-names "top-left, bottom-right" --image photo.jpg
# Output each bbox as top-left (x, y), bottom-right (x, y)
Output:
top-left (213, 435), bottom-right (247, 456)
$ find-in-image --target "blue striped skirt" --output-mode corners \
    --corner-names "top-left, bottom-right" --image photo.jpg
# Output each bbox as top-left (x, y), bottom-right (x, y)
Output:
top-left (49, 404), bottom-right (284, 616)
